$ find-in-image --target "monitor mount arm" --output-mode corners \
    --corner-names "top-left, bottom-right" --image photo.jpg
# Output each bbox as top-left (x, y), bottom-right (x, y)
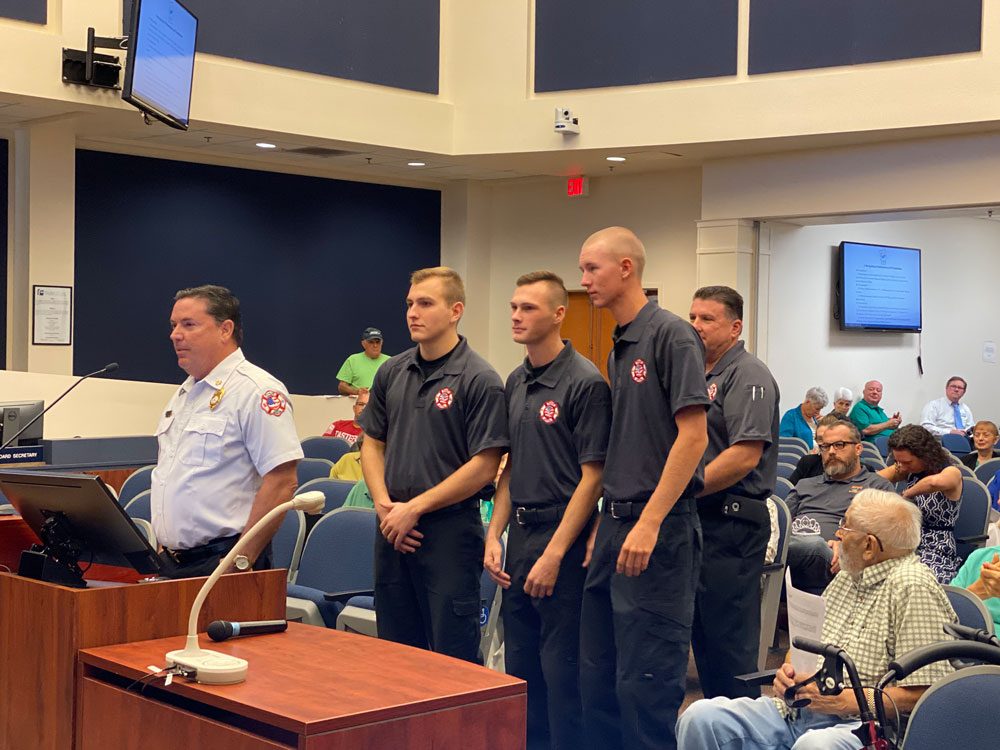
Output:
top-left (62, 27), bottom-right (129, 89)
top-left (19, 510), bottom-right (87, 588)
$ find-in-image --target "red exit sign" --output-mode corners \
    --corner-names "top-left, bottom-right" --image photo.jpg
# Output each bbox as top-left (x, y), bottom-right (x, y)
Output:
top-left (567, 176), bottom-right (589, 197)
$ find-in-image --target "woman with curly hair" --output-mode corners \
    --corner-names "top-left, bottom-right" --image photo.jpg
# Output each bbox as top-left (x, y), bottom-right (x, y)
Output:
top-left (878, 424), bottom-right (963, 582)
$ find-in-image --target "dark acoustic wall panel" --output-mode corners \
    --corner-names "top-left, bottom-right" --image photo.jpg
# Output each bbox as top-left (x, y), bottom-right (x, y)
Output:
top-left (74, 151), bottom-right (440, 395)
top-left (0, 140), bottom-right (6, 369)
top-left (0, 0), bottom-right (45, 23)
top-left (535, 0), bottom-right (738, 92)
top-left (123, 0), bottom-right (439, 94)
top-left (749, 0), bottom-right (982, 75)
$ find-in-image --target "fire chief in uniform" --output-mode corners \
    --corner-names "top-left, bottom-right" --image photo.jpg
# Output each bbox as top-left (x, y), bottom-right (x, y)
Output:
top-left (485, 271), bottom-right (610, 749)
top-left (577, 227), bottom-right (709, 750)
top-left (152, 285), bottom-right (302, 579)
top-left (689, 285), bottom-right (779, 698)
top-left (360, 267), bottom-right (508, 663)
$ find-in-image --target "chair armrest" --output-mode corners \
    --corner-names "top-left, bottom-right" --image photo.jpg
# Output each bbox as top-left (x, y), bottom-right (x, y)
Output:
top-left (324, 588), bottom-right (376, 603)
top-left (956, 534), bottom-right (988, 545)
top-left (734, 669), bottom-right (778, 687)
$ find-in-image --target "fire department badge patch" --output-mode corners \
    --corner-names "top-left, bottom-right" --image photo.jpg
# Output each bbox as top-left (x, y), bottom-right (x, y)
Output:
top-left (539, 400), bottom-right (560, 424)
top-left (631, 359), bottom-right (647, 384)
top-left (434, 387), bottom-right (454, 410)
top-left (260, 390), bottom-right (287, 417)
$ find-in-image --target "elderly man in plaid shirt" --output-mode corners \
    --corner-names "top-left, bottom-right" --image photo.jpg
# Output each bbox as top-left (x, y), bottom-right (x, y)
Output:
top-left (677, 488), bottom-right (956, 750)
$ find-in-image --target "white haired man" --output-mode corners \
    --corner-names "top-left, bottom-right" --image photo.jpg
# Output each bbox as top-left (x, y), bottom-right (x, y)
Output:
top-left (678, 489), bottom-right (956, 750)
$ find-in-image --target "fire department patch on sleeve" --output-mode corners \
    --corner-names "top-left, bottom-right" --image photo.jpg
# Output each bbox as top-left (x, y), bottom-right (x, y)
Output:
top-left (434, 387), bottom-right (454, 410)
top-left (539, 400), bottom-right (560, 424)
top-left (260, 390), bottom-right (287, 416)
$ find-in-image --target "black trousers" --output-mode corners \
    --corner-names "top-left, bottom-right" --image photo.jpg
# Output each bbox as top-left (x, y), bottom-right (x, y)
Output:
top-left (503, 518), bottom-right (588, 750)
top-left (579, 502), bottom-right (701, 750)
top-left (691, 501), bottom-right (770, 699)
top-left (159, 541), bottom-right (273, 579)
top-left (374, 505), bottom-right (484, 663)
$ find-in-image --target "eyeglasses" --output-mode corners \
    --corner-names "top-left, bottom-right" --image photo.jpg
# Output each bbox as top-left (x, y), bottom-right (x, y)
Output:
top-left (816, 440), bottom-right (859, 452)
top-left (837, 517), bottom-right (884, 551)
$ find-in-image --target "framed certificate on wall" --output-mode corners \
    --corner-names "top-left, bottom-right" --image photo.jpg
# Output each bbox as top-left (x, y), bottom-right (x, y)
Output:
top-left (32, 285), bottom-right (73, 345)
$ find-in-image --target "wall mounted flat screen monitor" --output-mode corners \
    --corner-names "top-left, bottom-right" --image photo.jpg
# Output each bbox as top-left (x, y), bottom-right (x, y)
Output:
top-left (839, 241), bottom-right (922, 332)
top-left (0, 400), bottom-right (44, 447)
top-left (122, 0), bottom-right (198, 130)
top-left (0, 471), bottom-right (162, 585)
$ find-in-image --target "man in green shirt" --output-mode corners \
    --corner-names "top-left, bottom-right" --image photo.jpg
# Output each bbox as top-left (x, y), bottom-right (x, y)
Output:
top-left (849, 380), bottom-right (901, 443)
top-left (336, 327), bottom-right (390, 395)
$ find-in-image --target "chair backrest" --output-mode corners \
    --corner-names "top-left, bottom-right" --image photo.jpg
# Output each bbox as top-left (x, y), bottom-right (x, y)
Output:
top-left (860, 443), bottom-right (884, 464)
top-left (759, 495), bottom-right (791, 669)
top-left (779, 436), bottom-right (809, 452)
top-left (942, 585), bottom-right (994, 634)
top-left (131, 517), bottom-right (157, 548)
top-left (771, 495), bottom-right (791, 568)
top-left (295, 508), bottom-right (377, 593)
top-left (773, 476), bottom-right (794, 501)
top-left (874, 434), bottom-right (891, 458)
top-left (776, 462), bottom-right (797, 481)
top-left (861, 457), bottom-right (886, 473)
top-left (778, 451), bottom-right (802, 465)
top-left (271, 509), bottom-right (307, 583)
top-left (297, 478), bottom-right (356, 514)
top-left (300, 436), bottom-right (352, 463)
top-left (901, 665), bottom-right (1000, 749)
top-left (778, 443), bottom-right (807, 459)
top-left (123, 489), bottom-right (152, 523)
top-left (118, 465), bottom-right (155, 507)
top-left (957, 478), bottom-right (991, 561)
top-left (974, 457), bottom-right (1000, 486)
top-left (942, 433), bottom-right (972, 456)
top-left (957, 463), bottom-right (975, 479)
top-left (296, 458), bottom-right (335, 486)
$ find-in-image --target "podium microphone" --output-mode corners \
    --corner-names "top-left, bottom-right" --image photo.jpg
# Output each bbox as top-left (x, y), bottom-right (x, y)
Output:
top-left (1, 362), bottom-right (120, 451)
top-left (207, 619), bottom-right (288, 642)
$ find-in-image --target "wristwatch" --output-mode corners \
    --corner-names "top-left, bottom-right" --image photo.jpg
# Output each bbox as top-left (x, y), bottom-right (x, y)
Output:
top-left (233, 554), bottom-right (251, 572)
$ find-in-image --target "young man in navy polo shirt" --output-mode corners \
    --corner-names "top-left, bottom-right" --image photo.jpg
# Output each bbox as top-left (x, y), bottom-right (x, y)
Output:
top-left (577, 227), bottom-right (709, 750)
top-left (359, 267), bottom-right (508, 663)
top-left (485, 271), bottom-right (610, 749)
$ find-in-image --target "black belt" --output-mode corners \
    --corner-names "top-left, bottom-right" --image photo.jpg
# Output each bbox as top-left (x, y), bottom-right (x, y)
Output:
top-left (700, 492), bottom-right (771, 524)
top-left (604, 496), bottom-right (695, 519)
top-left (514, 503), bottom-right (568, 527)
top-left (427, 496), bottom-right (482, 517)
top-left (163, 534), bottom-right (239, 566)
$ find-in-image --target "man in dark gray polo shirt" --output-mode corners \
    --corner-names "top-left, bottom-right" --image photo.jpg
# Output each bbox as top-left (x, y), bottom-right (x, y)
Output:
top-left (689, 286), bottom-right (779, 700)
top-left (484, 271), bottom-right (611, 750)
top-left (577, 227), bottom-right (709, 750)
top-left (786, 419), bottom-right (894, 593)
top-left (359, 266), bottom-right (508, 663)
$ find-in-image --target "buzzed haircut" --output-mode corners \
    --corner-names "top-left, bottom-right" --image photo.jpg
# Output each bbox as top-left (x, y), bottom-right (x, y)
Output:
top-left (693, 285), bottom-right (744, 321)
top-left (818, 412), bottom-right (846, 428)
top-left (174, 284), bottom-right (243, 346)
top-left (825, 419), bottom-right (862, 443)
top-left (410, 266), bottom-right (466, 305)
top-left (583, 226), bottom-right (646, 277)
top-left (516, 270), bottom-right (569, 309)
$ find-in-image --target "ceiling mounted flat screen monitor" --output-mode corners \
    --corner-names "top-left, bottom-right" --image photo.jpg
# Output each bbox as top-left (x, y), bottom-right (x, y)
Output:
top-left (122, 0), bottom-right (198, 130)
top-left (0, 471), bottom-right (162, 587)
top-left (839, 241), bottom-right (922, 332)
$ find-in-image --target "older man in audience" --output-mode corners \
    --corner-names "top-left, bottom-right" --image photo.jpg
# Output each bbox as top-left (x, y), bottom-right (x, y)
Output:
top-left (678, 489), bottom-right (956, 750)
top-left (921, 376), bottom-right (974, 436)
top-left (785, 420), bottom-right (894, 593)
top-left (849, 380), bottom-right (901, 443)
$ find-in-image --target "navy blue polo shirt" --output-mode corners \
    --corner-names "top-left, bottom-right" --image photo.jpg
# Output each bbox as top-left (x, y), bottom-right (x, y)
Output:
top-left (704, 341), bottom-right (780, 499)
top-left (359, 336), bottom-right (509, 502)
top-left (604, 302), bottom-right (710, 502)
top-left (505, 341), bottom-right (611, 507)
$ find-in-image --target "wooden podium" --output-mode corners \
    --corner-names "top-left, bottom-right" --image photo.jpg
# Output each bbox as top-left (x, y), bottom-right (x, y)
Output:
top-left (0, 568), bottom-right (285, 750)
top-left (76, 623), bottom-right (526, 749)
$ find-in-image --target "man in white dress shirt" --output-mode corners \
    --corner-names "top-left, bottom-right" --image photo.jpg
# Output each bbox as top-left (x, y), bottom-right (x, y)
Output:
top-left (151, 285), bottom-right (303, 578)
top-left (920, 376), bottom-right (974, 437)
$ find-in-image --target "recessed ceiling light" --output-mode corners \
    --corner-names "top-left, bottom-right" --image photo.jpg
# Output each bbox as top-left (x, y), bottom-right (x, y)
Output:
top-left (407, 161), bottom-right (426, 167)
top-left (255, 142), bottom-right (277, 149)
top-left (606, 156), bottom-right (627, 162)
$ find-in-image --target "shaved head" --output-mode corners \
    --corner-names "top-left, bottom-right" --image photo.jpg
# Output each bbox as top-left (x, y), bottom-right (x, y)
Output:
top-left (582, 226), bottom-right (646, 279)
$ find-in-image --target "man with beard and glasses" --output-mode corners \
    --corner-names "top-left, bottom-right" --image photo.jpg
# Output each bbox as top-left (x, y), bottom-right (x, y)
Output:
top-left (783, 420), bottom-right (893, 594)
top-left (678, 489), bottom-right (956, 750)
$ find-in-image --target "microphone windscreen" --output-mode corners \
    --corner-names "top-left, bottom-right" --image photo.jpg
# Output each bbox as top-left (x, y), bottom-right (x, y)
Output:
top-left (207, 620), bottom-right (234, 642)
top-left (103, 362), bottom-right (120, 374)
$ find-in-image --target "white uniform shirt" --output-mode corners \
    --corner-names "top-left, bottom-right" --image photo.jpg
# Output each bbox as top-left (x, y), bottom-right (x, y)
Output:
top-left (920, 397), bottom-right (974, 437)
top-left (151, 348), bottom-right (303, 550)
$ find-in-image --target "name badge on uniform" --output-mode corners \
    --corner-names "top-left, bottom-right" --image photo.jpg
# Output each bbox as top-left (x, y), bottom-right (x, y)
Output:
top-left (209, 388), bottom-right (225, 411)
top-left (849, 485), bottom-right (864, 494)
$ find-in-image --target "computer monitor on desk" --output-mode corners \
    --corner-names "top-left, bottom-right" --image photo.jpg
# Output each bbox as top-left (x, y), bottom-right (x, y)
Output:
top-left (0, 401), bottom-right (44, 447)
top-left (0, 470), bottom-right (163, 588)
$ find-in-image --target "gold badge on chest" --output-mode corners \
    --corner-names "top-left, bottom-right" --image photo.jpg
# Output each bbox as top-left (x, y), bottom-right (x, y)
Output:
top-left (209, 388), bottom-right (225, 411)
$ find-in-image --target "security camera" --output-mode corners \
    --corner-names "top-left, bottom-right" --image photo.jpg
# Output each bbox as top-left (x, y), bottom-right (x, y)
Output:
top-left (554, 107), bottom-right (580, 135)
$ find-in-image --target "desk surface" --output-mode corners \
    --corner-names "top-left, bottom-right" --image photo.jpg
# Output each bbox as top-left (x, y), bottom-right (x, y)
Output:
top-left (80, 622), bottom-right (525, 736)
